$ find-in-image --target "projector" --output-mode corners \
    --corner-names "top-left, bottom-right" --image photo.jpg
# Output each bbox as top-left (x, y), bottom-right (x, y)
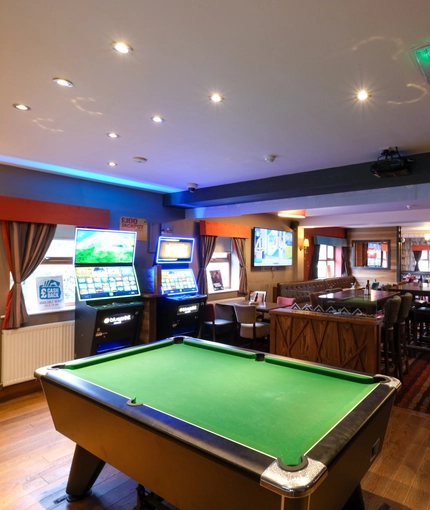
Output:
top-left (370, 147), bottom-right (412, 178)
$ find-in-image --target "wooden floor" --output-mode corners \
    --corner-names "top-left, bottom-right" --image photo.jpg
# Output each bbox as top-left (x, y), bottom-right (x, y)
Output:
top-left (1, 390), bottom-right (429, 510)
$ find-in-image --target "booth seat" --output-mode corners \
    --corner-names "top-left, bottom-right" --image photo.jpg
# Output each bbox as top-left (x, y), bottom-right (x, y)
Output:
top-left (277, 276), bottom-right (356, 304)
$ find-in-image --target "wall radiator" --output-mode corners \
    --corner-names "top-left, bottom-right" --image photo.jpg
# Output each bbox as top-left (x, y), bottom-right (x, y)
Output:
top-left (1, 321), bottom-right (75, 387)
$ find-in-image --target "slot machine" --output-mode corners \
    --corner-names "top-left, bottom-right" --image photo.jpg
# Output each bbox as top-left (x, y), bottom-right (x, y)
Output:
top-left (73, 228), bottom-right (144, 358)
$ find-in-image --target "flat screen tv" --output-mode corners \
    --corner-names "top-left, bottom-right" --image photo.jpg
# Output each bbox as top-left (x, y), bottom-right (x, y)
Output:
top-left (75, 265), bottom-right (140, 301)
top-left (155, 236), bottom-right (195, 264)
top-left (252, 227), bottom-right (293, 267)
top-left (161, 268), bottom-right (199, 296)
top-left (74, 228), bottom-right (137, 266)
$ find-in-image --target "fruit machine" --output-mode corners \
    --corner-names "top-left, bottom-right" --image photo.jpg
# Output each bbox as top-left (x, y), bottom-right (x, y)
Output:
top-left (73, 228), bottom-right (144, 359)
top-left (154, 236), bottom-right (207, 339)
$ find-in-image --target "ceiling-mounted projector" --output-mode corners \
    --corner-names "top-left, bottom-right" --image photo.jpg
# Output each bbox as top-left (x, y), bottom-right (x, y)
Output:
top-left (370, 147), bottom-right (412, 178)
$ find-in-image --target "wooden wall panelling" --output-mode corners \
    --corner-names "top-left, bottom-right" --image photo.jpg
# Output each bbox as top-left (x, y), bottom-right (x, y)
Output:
top-left (270, 309), bottom-right (382, 374)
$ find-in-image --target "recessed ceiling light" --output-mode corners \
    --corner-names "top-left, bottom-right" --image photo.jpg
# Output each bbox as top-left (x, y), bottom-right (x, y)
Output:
top-left (132, 156), bottom-right (147, 163)
top-left (107, 132), bottom-right (120, 138)
top-left (13, 103), bottom-right (31, 111)
top-left (357, 90), bottom-right (370, 100)
top-left (112, 41), bottom-right (133, 54)
top-left (108, 161), bottom-right (117, 167)
top-left (53, 77), bottom-right (74, 87)
top-left (151, 116), bottom-right (165, 123)
top-left (209, 93), bottom-right (223, 103)
top-left (278, 209), bottom-right (306, 218)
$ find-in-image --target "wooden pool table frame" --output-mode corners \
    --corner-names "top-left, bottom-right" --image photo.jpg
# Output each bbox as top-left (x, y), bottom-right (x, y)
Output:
top-left (35, 337), bottom-right (400, 510)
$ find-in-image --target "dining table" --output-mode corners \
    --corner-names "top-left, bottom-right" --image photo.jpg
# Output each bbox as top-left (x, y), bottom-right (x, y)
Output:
top-left (397, 282), bottom-right (430, 301)
top-left (317, 288), bottom-right (399, 314)
top-left (217, 300), bottom-right (287, 319)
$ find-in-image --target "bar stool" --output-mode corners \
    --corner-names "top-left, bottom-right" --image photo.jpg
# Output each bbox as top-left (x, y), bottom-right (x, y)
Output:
top-left (381, 295), bottom-right (401, 379)
top-left (393, 293), bottom-right (412, 380)
top-left (411, 304), bottom-right (430, 349)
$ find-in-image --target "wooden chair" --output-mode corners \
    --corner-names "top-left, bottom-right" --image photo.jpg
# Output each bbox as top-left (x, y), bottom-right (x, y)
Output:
top-left (199, 303), bottom-right (236, 342)
top-left (381, 295), bottom-right (402, 379)
top-left (249, 290), bottom-right (266, 304)
top-left (233, 304), bottom-right (270, 350)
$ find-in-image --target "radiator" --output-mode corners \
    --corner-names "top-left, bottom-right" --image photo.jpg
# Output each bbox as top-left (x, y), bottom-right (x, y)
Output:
top-left (1, 321), bottom-right (75, 387)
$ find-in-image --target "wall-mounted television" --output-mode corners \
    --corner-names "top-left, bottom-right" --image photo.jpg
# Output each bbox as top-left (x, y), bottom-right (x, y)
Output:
top-left (252, 227), bottom-right (293, 267)
top-left (161, 268), bottom-right (199, 296)
top-left (155, 236), bottom-right (195, 264)
top-left (74, 228), bottom-right (137, 266)
top-left (75, 265), bottom-right (141, 301)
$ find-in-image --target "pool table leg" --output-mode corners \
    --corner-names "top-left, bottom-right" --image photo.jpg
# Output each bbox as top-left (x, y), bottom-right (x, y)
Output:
top-left (66, 444), bottom-right (106, 501)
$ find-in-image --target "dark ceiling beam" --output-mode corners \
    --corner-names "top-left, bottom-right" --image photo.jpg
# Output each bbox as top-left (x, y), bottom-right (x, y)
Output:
top-left (163, 152), bottom-right (430, 208)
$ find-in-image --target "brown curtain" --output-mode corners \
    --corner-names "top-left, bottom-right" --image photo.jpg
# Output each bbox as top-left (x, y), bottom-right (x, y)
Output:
top-left (197, 235), bottom-right (217, 295)
top-left (308, 244), bottom-right (320, 280)
top-left (341, 246), bottom-right (351, 276)
top-left (1, 221), bottom-right (57, 329)
top-left (233, 237), bottom-right (247, 294)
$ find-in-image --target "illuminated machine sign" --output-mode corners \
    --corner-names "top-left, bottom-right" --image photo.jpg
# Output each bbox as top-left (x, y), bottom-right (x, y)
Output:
top-left (155, 236), bottom-right (195, 264)
top-left (177, 303), bottom-right (199, 315)
top-left (103, 314), bottom-right (133, 325)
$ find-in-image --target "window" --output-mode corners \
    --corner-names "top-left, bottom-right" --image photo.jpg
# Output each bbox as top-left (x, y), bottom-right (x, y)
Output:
top-left (418, 250), bottom-right (430, 271)
top-left (206, 237), bottom-right (239, 294)
top-left (11, 226), bottom-right (76, 313)
top-left (317, 244), bottom-right (335, 279)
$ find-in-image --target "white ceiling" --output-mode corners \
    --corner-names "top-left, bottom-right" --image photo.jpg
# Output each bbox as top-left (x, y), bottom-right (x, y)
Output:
top-left (1, 0), bottom-right (430, 232)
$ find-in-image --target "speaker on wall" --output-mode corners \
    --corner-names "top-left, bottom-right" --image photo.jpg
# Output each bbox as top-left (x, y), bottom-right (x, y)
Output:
top-left (289, 220), bottom-right (299, 231)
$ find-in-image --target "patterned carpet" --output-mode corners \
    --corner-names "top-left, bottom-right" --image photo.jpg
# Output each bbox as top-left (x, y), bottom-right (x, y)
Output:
top-left (395, 352), bottom-right (430, 414)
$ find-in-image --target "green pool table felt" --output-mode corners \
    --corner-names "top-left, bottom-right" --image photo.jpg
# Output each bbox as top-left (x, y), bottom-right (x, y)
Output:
top-left (63, 339), bottom-right (378, 466)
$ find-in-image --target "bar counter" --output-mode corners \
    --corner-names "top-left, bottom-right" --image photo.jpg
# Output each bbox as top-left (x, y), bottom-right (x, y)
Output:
top-left (270, 308), bottom-right (382, 374)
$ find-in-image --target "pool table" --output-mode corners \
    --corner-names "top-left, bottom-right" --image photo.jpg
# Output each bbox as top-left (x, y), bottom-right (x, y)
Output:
top-left (35, 337), bottom-right (400, 510)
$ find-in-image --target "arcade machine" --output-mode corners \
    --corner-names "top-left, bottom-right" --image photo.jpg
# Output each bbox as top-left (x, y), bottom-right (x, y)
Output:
top-left (74, 228), bottom-right (144, 358)
top-left (154, 236), bottom-right (207, 339)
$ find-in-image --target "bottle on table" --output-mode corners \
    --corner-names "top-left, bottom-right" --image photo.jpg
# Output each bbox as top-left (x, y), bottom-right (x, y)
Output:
top-left (364, 280), bottom-right (370, 295)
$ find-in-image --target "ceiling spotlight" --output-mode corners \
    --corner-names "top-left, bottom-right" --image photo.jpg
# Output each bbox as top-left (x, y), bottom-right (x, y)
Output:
top-left (108, 161), bottom-right (117, 167)
top-left (13, 103), bottom-right (30, 111)
top-left (357, 90), bottom-right (370, 100)
top-left (151, 116), bottom-right (165, 123)
top-left (107, 132), bottom-right (120, 138)
top-left (52, 77), bottom-right (74, 87)
top-left (112, 41), bottom-right (133, 54)
top-left (209, 93), bottom-right (223, 103)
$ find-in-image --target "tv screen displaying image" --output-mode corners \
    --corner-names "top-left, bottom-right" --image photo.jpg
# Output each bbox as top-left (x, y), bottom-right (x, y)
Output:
top-left (161, 268), bottom-right (198, 296)
top-left (74, 228), bottom-right (137, 265)
top-left (252, 227), bottom-right (293, 267)
top-left (155, 236), bottom-right (195, 264)
top-left (75, 265), bottom-right (140, 301)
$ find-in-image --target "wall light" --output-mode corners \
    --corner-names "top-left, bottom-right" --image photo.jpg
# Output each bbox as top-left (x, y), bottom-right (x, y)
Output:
top-left (424, 233), bottom-right (430, 241)
top-left (278, 209), bottom-right (306, 218)
top-left (299, 238), bottom-right (309, 253)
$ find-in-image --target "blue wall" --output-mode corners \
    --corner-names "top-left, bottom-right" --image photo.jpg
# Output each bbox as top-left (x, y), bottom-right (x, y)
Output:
top-left (0, 163), bottom-right (186, 291)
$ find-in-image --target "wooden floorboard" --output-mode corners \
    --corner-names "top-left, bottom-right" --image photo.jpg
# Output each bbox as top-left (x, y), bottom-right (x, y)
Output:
top-left (1, 392), bottom-right (430, 509)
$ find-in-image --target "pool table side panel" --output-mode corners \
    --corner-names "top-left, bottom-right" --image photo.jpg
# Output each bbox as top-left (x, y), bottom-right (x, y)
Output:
top-left (40, 378), bottom-right (287, 510)
top-left (304, 391), bottom-right (395, 510)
